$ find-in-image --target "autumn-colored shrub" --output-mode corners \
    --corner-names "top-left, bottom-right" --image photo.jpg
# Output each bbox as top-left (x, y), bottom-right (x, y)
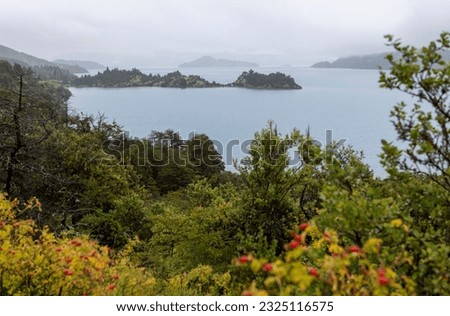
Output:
top-left (0, 194), bottom-right (156, 295)
top-left (157, 265), bottom-right (232, 296)
top-left (236, 223), bottom-right (416, 296)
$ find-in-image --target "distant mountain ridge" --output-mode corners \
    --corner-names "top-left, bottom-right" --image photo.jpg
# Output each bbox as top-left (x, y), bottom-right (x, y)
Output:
top-left (0, 44), bottom-right (53, 67)
top-left (311, 53), bottom-right (391, 69)
top-left (53, 59), bottom-right (105, 69)
top-left (0, 44), bottom-right (88, 73)
top-left (311, 51), bottom-right (450, 70)
top-left (179, 56), bottom-right (259, 68)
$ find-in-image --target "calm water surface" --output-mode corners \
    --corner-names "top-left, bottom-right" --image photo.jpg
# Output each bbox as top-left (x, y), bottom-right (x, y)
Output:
top-left (69, 67), bottom-right (405, 176)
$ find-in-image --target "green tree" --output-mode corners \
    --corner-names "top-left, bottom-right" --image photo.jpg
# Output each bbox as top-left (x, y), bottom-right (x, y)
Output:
top-left (38, 115), bottom-right (146, 235)
top-left (0, 61), bottom-right (69, 198)
top-left (237, 121), bottom-right (304, 252)
top-left (378, 32), bottom-right (450, 295)
top-left (379, 32), bottom-right (450, 189)
top-left (135, 180), bottom-right (240, 277)
top-left (186, 133), bottom-right (224, 178)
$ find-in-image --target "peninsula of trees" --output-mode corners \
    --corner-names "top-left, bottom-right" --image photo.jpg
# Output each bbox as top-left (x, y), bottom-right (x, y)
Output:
top-left (73, 69), bottom-right (222, 88)
top-left (73, 68), bottom-right (302, 89)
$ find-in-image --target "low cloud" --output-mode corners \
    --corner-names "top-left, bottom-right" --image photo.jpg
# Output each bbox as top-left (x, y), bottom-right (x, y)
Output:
top-left (1, 0), bottom-right (448, 67)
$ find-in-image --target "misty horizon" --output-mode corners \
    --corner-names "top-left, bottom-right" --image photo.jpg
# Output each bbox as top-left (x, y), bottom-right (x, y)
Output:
top-left (1, 0), bottom-right (449, 68)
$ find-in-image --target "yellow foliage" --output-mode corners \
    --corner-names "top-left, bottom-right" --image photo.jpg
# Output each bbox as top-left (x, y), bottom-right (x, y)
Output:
top-left (0, 194), bottom-right (156, 295)
top-left (161, 265), bottom-right (232, 296)
top-left (390, 219), bottom-right (403, 227)
top-left (237, 222), bottom-right (416, 296)
top-left (363, 238), bottom-right (382, 254)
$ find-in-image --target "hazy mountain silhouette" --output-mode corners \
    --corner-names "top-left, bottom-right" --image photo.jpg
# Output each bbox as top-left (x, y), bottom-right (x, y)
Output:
top-left (311, 51), bottom-right (450, 69)
top-left (53, 59), bottom-right (105, 69)
top-left (0, 44), bottom-right (88, 73)
top-left (179, 56), bottom-right (259, 68)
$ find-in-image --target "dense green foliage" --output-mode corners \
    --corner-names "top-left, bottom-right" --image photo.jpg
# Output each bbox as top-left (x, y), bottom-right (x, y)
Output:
top-left (32, 65), bottom-right (76, 84)
top-left (0, 33), bottom-right (449, 296)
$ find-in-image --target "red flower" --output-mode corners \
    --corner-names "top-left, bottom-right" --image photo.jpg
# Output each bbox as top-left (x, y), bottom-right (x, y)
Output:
top-left (294, 234), bottom-right (302, 242)
top-left (80, 255), bottom-right (88, 261)
top-left (63, 269), bottom-right (74, 276)
top-left (298, 223), bottom-right (308, 231)
top-left (55, 247), bottom-right (62, 253)
top-left (289, 241), bottom-right (299, 249)
top-left (239, 255), bottom-right (250, 264)
top-left (377, 268), bottom-right (386, 277)
top-left (70, 239), bottom-right (82, 247)
top-left (107, 284), bottom-right (116, 291)
top-left (378, 276), bottom-right (389, 285)
top-left (113, 274), bottom-right (120, 280)
top-left (309, 267), bottom-right (319, 277)
top-left (349, 245), bottom-right (360, 253)
top-left (262, 263), bottom-right (273, 272)
top-left (243, 290), bottom-right (253, 296)
top-left (65, 257), bottom-right (73, 264)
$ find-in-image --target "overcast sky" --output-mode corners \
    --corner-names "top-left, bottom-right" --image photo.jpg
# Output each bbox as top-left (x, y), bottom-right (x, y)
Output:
top-left (1, 0), bottom-right (449, 67)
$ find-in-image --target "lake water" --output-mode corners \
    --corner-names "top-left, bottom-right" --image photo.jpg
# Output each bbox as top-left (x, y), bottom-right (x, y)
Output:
top-left (69, 67), bottom-right (405, 176)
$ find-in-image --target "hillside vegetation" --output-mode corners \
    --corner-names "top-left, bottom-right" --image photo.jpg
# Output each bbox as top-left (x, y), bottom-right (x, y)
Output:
top-left (0, 33), bottom-right (448, 296)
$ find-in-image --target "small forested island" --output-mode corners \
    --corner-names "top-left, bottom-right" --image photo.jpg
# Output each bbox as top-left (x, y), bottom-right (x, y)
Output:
top-left (72, 67), bottom-right (302, 89)
top-left (232, 69), bottom-right (302, 89)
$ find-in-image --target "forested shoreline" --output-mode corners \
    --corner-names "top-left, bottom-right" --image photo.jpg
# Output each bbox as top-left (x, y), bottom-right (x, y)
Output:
top-left (0, 34), bottom-right (448, 296)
